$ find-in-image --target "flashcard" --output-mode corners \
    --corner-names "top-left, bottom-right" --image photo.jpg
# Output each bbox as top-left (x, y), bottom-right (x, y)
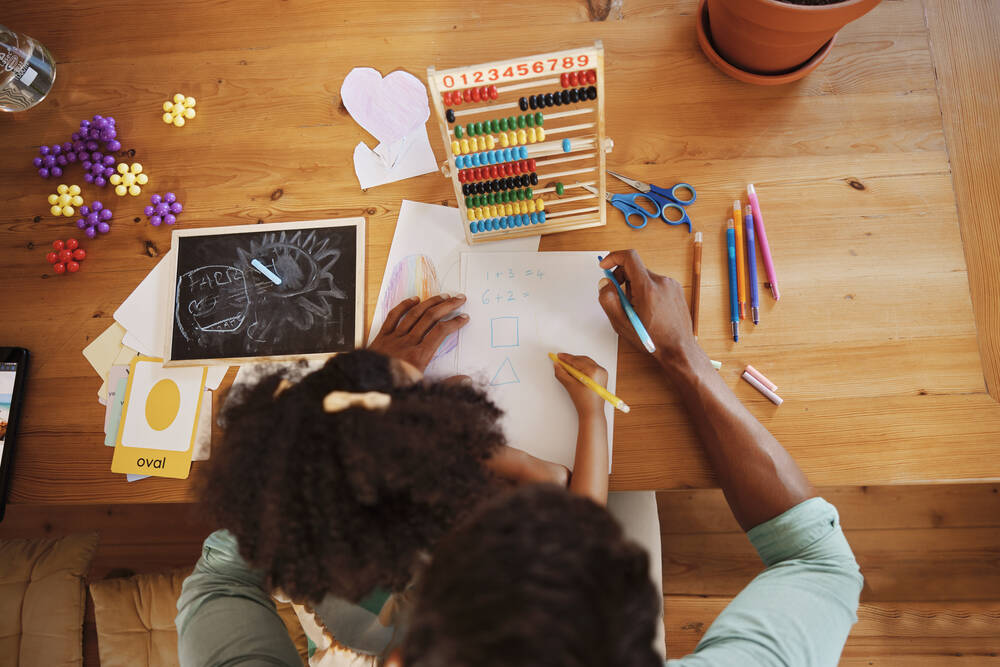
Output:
top-left (111, 356), bottom-right (207, 478)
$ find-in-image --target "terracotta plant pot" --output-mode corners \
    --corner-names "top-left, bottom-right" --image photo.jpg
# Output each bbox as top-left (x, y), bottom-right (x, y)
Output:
top-left (699, 0), bottom-right (881, 82)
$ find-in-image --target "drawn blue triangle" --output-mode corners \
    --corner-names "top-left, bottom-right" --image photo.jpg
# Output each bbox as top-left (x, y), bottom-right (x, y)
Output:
top-left (490, 357), bottom-right (520, 386)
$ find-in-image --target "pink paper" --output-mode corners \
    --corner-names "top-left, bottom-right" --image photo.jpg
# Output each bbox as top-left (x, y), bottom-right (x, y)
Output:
top-left (341, 67), bottom-right (430, 146)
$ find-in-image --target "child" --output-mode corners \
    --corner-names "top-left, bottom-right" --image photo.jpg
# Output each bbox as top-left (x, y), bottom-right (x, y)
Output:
top-left (178, 294), bottom-right (611, 663)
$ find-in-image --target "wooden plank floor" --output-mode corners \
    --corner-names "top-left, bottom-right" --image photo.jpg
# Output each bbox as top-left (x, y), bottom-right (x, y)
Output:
top-left (660, 483), bottom-right (1000, 662)
top-left (2, 483), bottom-right (998, 664)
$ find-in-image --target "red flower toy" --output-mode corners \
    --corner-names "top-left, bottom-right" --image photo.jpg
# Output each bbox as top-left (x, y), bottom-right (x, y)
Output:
top-left (46, 238), bottom-right (87, 274)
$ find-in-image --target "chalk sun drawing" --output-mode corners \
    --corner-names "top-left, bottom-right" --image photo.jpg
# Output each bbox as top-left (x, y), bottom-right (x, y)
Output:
top-left (175, 230), bottom-right (349, 350)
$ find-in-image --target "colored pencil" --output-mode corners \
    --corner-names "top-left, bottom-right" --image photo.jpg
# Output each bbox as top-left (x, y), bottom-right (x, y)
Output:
top-left (726, 219), bottom-right (739, 342)
top-left (549, 353), bottom-right (630, 413)
top-left (691, 231), bottom-right (702, 338)
top-left (733, 199), bottom-right (747, 319)
top-left (744, 204), bottom-right (759, 324)
top-left (747, 184), bottom-right (780, 300)
top-left (598, 256), bottom-right (656, 354)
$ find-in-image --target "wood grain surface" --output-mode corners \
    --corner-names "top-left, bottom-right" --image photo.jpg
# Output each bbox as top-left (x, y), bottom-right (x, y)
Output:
top-left (2, 0), bottom-right (999, 503)
top-left (923, 0), bottom-right (1000, 399)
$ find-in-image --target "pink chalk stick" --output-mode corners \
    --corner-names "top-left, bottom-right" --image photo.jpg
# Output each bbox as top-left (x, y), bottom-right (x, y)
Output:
top-left (744, 364), bottom-right (777, 392)
top-left (742, 371), bottom-right (783, 406)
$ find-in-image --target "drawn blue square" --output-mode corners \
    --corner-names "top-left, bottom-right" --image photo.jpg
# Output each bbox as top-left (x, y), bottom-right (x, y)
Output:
top-left (490, 316), bottom-right (519, 348)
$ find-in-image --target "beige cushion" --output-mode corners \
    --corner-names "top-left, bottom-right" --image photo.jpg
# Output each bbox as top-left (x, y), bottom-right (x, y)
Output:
top-left (90, 569), bottom-right (308, 666)
top-left (0, 532), bottom-right (99, 667)
top-left (89, 569), bottom-right (189, 667)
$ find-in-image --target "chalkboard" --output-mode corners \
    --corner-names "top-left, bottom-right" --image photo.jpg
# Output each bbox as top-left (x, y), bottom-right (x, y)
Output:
top-left (165, 218), bottom-right (365, 365)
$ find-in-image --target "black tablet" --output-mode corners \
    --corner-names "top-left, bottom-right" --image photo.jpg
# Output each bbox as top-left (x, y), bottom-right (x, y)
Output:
top-left (0, 347), bottom-right (29, 522)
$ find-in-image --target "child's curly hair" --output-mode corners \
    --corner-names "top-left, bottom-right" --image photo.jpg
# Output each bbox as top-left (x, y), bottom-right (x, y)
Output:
top-left (403, 484), bottom-right (662, 667)
top-left (200, 350), bottom-right (506, 604)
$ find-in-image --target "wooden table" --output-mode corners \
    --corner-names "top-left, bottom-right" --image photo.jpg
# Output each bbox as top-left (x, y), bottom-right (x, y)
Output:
top-left (3, 0), bottom-right (999, 504)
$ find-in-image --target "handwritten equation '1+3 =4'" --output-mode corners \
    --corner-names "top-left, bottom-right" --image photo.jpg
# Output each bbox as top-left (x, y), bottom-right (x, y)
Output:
top-left (480, 268), bottom-right (545, 305)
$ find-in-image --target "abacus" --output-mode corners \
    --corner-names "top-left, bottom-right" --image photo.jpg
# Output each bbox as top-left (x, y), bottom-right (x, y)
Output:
top-left (427, 42), bottom-right (611, 244)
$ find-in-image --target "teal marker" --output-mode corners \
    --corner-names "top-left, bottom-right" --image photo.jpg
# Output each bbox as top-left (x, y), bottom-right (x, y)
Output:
top-left (250, 258), bottom-right (282, 285)
top-left (598, 256), bottom-right (656, 354)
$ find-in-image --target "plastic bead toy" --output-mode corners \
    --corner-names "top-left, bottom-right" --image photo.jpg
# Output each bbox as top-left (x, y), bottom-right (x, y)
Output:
top-left (76, 115), bottom-right (122, 153)
top-left (47, 184), bottom-right (84, 217)
top-left (143, 192), bottom-right (183, 226)
top-left (162, 93), bottom-right (196, 127)
top-left (33, 115), bottom-right (122, 180)
top-left (82, 153), bottom-right (117, 187)
top-left (75, 201), bottom-right (113, 238)
top-left (109, 162), bottom-right (149, 196)
top-left (45, 238), bottom-right (87, 275)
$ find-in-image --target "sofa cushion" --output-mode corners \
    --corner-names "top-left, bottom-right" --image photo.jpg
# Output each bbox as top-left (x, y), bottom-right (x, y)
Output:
top-left (0, 532), bottom-right (99, 667)
top-left (90, 569), bottom-right (308, 666)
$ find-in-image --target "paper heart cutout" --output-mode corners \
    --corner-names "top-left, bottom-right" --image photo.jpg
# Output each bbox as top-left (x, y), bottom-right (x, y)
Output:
top-left (341, 67), bottom-right (430, 147)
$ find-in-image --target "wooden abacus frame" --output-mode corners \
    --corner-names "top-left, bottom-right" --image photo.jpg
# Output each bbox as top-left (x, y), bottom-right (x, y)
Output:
top-left (427, 42), bottom-right (610, 244)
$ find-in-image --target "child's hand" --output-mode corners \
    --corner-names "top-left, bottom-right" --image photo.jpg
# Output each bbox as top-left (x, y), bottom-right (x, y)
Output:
top-left (552, 353), bottom-right (609, 417)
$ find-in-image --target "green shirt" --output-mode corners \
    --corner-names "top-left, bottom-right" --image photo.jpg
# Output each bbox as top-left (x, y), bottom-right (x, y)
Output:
top-left (666, 497), bottom-right (863, 666)
top-left (177, 498), bottom-right (862, 666)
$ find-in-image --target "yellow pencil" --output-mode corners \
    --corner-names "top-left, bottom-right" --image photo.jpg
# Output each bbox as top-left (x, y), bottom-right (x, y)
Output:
top-left (733, 199), bottom-right (747, 320)
top-left (548, 353), bottom-right (630, 413)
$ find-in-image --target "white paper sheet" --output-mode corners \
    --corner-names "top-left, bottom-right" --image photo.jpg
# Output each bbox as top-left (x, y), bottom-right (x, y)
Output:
top-left (341, 66), bottom-right (437, 189)
top-left (113, 252), bottom-right (173, 357)
top-left (112, 250), bottom-right (228, 390)
top-left (456, 252), bottom-right (618, 472)
top-left (353, 128), bottom-right (437, 189)
top-left (369, 201), bottom-right (540, 378)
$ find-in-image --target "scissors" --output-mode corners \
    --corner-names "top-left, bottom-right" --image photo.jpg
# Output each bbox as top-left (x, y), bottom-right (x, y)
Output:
top-left (594, 171), bottom-right (697, 232)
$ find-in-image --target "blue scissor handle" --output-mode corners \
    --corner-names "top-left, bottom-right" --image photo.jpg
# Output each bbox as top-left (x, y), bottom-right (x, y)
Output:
top-left (649, 182), bottom-right (697, 206)
top-left (659, 203), bottom-right (693, 232)
top-left (611, 193), bottom-right (660, 230)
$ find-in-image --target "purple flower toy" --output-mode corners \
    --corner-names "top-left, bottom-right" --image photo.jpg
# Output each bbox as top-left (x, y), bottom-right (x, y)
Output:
top-left (75, 201), bottom-right (113, 238)
top-left (143, 192), bottom-right (183, 226)
top-left (33, 114), bottom-right (123, 181)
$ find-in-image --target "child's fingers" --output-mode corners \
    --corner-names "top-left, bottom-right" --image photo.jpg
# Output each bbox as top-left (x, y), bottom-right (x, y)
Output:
top-left (409, 294), bottom-right (468, 340)
top-left (556, 353), bottom-right (608, 385)
top-left (420, 313), bottom-right (470, 356)
top-left (395, 294), bottom-right (449, 335)
top-left (376, 296), bottom-right (419, 337)
top-left (552, 362), bottom-right (574, 386)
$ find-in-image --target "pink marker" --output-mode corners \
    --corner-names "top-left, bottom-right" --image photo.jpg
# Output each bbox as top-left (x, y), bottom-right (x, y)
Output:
top-left (742, 371), bottom-right (783, 406)
top-left (747, 184), bottom-right (779, 301)
top-left (744, 365), bottom-right (777, 392)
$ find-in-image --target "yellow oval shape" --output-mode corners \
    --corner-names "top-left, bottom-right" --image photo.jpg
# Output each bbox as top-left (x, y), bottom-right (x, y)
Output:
top-left (145, 379), bottom-right (181, 431)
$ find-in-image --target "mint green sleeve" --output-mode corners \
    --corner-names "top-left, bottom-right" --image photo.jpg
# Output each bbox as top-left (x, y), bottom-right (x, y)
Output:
top-left (666, 498), bottom-right (863, 667)
top-left (176, 530), bottom-right (302, 666)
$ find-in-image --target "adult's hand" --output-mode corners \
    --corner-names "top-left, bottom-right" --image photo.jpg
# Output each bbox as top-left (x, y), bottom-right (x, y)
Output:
top-left (369, 294), bottom-right (468, 371)
top-left (597, 250), bottom-right (697, 366)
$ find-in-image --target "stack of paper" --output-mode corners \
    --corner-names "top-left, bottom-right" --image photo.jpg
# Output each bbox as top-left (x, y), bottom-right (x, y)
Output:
top-left (82, 251), bottom-right (229, 482)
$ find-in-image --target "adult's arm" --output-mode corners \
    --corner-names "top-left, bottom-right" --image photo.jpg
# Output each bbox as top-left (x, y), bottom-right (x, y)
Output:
top-left (597, 250), bottom-right (812, 530)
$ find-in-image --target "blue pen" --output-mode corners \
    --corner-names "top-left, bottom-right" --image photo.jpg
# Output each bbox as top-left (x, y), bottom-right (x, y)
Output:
top-left (744, 205), bottom-right (759, 325)
top-left (597, 256), bottom-right (656, 354)
top-left (726, 220), bottom-right (739, 342)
